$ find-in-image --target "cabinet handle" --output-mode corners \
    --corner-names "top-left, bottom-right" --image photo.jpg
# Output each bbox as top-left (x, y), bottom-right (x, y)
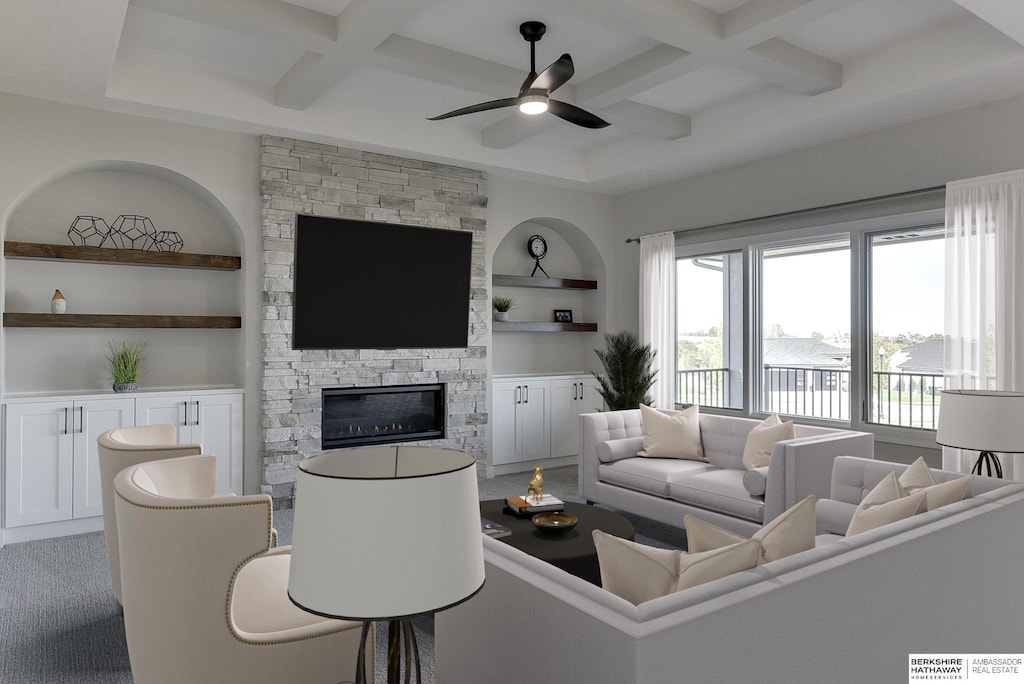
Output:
top-left (525, 385), bottom-right (529, 404)
top-left (515, 386), bottom-right (520, 404)
top-left (62, 407), bottom-right (70, 435)
top-left (193, 400), bottom-right (201, 427)
top-left (182, 401), bottom-right (190, 427)
top-left (77, 406), bottom-right (84, 434)
top-left (579, 382), bottom-right (584, 401)
top-left (573, 383), bottom-right (578, 400)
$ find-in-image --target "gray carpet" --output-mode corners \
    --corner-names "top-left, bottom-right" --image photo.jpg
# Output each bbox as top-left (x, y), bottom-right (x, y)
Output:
top-left (0, 465), bottom-right (686, 683)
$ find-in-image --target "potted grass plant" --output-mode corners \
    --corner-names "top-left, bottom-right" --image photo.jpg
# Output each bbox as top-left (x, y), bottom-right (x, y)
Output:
top-left (593, 331), bottom-right (657, 409)
top-left (493, 296), bottom-right (516, 322)
top-left (106, 339), bottom-right (146, 392)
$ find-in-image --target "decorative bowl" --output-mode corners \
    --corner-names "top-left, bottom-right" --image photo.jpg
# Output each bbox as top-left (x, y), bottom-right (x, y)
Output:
top-left (532, 511), bottom-right (578, 533)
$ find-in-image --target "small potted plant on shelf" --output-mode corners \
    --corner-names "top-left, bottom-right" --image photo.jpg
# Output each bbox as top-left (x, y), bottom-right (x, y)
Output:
top-left (493, 296), bottom-right (515, 322)
top-left (106, 339), bottom-right (146, 393)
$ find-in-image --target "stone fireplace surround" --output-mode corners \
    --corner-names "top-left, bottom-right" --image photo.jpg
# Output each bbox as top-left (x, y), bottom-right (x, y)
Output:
top-left (260, 136), bottom-right (488, 509)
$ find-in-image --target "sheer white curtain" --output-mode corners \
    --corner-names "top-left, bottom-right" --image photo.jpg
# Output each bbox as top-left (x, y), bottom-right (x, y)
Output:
top-left (944, 169), bottom-right (1024, 478)
top-left (640, 232), bottom-right (676, 409)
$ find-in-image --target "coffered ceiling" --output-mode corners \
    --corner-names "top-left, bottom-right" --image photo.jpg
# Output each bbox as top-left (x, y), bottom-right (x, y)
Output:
top-left (2, 0), bottom-right (1024, 193)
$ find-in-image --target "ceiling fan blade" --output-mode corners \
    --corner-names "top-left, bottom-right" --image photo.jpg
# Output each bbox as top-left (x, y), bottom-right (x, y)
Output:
top-left (548, 99), bottom-right (610, 129)
top-left (426, 98), bottom-right (519, 121)
top-left (527, 54), bottom-right (574, 95)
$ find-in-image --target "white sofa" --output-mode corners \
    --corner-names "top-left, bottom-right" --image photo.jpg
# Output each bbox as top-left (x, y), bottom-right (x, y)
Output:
top-left (580, 409), bottom-right (874, 534)
top-left (437, 461), bottom-right (1024, 684)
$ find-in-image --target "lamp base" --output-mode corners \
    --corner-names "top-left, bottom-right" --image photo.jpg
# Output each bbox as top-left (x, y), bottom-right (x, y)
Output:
top-left (971, 450), bottom-right (1004, 478)
top-left (354, 618), bottom-right (421, 684)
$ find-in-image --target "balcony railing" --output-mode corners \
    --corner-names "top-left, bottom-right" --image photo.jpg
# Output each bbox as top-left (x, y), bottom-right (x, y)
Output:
top-left (871, 370), bottom-right (943, 430)
top-left (676, 368), bottom-right (729, 408)
top-left (676, 366), bottom-right (945, 429)
top-left (763, 366), bottom-right (849, 420)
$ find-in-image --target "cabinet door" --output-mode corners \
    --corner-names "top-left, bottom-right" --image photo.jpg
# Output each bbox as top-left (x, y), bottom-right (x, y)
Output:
top-left (578, 378), bottom-right (604, 414)
top-left (135, 395), bottom-right (191, 442)
top-left (548, 379), bottom-right (579, 458)
top-left (491, 382), bottom-right (521, 465)
top-left (72, 398), bottom-right (135, 519)
top-left (517, 382), bottom-right (550, 462)
top-left (4, 401), bottom-right (74, 527)
top-left (194, 393), bottom-right (244, 495)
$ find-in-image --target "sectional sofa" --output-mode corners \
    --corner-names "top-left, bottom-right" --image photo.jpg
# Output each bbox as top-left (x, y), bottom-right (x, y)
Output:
top-left (436, 459), bottom-right (1024, 684)
top-left (579, 409), bottom-right (873, 534)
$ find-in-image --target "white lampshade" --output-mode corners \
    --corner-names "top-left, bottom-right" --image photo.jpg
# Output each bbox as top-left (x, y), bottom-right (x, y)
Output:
top-left (936, 390), bottom-right (1024, 453)
top-left (288, 445), bottom-right (485, 620)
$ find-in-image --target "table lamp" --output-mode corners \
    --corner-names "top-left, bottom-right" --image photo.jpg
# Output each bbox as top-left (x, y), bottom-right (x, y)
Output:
top-left (287, 445), bottom-right (485, 684)
top-left (936, 389), bottom-right (1024, 478)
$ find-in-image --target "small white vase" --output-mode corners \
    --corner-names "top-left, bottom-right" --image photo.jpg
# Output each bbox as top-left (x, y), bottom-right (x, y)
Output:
top-left (50, 289), bottom-right (66, 314)
top-left (494, 311), bottom-right (510, 322)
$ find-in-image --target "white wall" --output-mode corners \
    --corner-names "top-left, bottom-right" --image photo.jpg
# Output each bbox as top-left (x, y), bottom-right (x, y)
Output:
top-left (0, 93), bottom-right (262, 491)
top-left (486, 175), bottom-right (619, 377)
top-left (612, 93), bottom-right (1024, 336)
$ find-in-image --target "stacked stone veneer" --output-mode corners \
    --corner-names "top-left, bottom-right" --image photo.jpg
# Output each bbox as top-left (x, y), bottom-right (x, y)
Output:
top-left (260, 135), bottom-right (488, 508)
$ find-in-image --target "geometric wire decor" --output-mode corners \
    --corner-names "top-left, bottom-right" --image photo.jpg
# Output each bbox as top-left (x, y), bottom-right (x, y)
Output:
top-left (67, 215), bottom-right (111, 247)
top-left (65, 214), bottom-right (186, 253)
top-left (107, 215), bottom-right (159, 251)
top-left (153, 230), bottom-right (184, 252)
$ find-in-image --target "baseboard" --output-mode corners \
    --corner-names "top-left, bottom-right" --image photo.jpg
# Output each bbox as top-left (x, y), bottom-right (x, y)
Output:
top-left (0, 516), bottom-right (103, 547)
top-left (485, 455), bottom-right (577, 478)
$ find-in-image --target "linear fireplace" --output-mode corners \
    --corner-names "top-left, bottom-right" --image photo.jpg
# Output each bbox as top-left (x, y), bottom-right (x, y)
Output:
top-left (321, 384), bottom-right (446, 449)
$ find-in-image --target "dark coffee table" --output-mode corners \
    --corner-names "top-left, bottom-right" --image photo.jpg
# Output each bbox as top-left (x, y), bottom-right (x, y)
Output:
top-left (479, 499), bottom-right (634, 586)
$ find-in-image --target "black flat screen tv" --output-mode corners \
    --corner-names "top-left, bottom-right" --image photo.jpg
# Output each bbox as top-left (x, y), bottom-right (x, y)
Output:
top-left (292, 215), bottom-right (473, 349)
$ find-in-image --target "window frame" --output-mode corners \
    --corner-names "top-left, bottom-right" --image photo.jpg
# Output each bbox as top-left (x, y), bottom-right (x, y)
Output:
top-left (673, 206), bottom-right (945, 450)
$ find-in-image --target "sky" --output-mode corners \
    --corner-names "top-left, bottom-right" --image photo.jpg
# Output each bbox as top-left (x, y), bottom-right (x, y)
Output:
top-left (677, 236), bottom-right (945, 339)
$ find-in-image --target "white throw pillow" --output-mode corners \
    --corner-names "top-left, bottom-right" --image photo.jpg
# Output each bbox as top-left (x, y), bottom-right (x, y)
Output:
top-left (846, 472), bottom-right (924, 536)
top-left (919, 475), bottom-right (974, 511)
top-left (741, 414), bottom-right (795, 470)
top-left (898, 457), bottom-right (936, 493)
top-left (593, 530), bottom-right (759, 605)
top-left (637, 403), bottom-right (706, 461)
top-left (685, 495), bottom-right (816, 565)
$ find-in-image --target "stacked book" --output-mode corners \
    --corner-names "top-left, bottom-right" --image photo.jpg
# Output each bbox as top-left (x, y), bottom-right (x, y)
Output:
top-left (480, 518), bottom-right (512, 539)
top-left (504, 494), bottom-right (564, 514)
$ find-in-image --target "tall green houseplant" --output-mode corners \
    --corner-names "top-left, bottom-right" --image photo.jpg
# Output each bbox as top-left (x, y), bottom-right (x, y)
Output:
top-left (593, 331), bottom-right (657, 410)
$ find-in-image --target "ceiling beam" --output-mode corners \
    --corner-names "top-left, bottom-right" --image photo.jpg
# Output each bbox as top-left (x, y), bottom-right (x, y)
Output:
top-left (735, 39), bottom-right (841, 95)
top-left (372, 35), bottom-right (529, 100)
top-left (574, 44), bottom-right (697, 110)
top-left (132, 0), bottom-right (336, 50)
top-left (722, 0), bottom-right (857, 43)
top-left (953, 0), bottom-right (1024, 47)
top-left (600, 101), bottom-right (691, 139)
top-left (274, 0), bottom-right (430, 110)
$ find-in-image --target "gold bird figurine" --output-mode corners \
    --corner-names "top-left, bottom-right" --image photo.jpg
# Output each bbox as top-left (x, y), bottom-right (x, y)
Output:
top-left (526, 466), bottom-right (544, 505)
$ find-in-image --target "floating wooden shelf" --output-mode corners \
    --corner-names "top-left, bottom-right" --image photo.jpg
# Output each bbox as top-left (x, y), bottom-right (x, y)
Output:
top-left (492, 274), bottom-right (597, 290)
top-left (4, 241), bottom-right (241, 270)
top-left (3, 314), bottom-right (242, 329)
top-left (493, 321), bottom-right (598, 333)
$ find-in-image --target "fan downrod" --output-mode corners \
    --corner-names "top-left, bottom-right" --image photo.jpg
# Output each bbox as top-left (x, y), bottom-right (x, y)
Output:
top-left (519, 21), bottom-right (546, 43)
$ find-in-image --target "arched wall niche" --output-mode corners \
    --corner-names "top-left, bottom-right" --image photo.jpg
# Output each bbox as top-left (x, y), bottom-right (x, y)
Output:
top-left (490, 216), bottom-right (607, 375)
top-left (1, 160), bottom-right (246, 395)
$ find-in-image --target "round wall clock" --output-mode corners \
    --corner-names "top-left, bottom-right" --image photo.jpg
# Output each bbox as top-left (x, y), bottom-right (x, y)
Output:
top-left (527, 234), bottom-right (548, 260)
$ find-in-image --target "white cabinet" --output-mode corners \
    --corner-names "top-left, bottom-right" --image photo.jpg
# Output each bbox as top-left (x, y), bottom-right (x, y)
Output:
top-left (3, 388), bottom-right (243, 530)
top-left (550, 377), bottom-right (602, 458)
top-left (134, 391), bottom-right (243, 495)
top-left (492, 374), bottom-right (603, 467)
top-left (4, 397), bottom-right (134, 527)
top-left (491, 380), bottom-right (550, 465)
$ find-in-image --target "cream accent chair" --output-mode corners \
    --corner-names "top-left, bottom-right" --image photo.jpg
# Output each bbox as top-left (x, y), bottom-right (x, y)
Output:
top-left (98, 424), bottom-right (203, 605)
top-left (114, 454), bottom-right (371, 684)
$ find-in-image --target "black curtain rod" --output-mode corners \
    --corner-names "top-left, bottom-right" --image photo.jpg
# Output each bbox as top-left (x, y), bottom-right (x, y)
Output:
top-left (624, 185), bottom-right (946, 244)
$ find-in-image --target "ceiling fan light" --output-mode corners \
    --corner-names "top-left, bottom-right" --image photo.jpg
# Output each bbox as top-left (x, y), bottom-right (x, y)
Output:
top-left (519, 95), bottom-right (549, 115)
